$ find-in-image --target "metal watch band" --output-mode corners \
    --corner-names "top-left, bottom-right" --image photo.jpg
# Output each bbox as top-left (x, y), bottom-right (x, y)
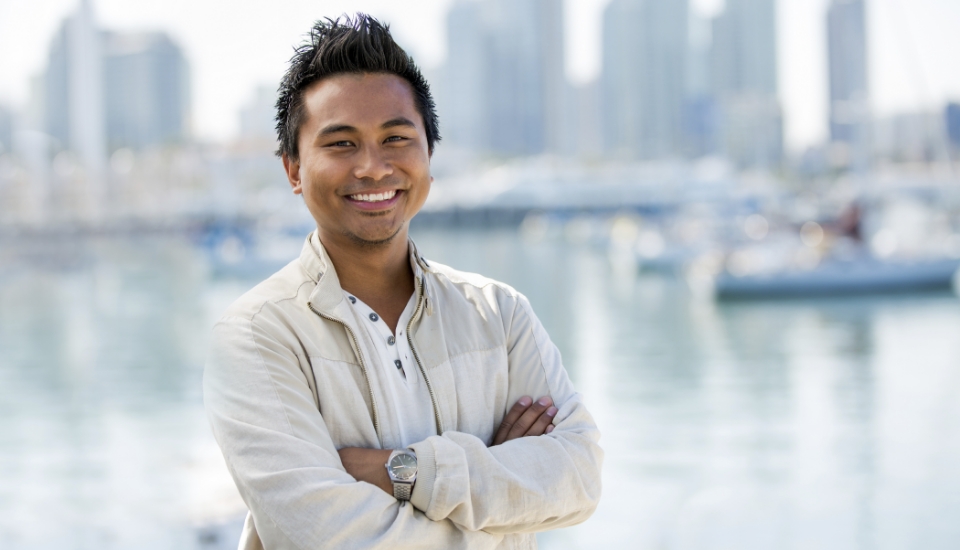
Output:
top-left (392, 481), bottom-right (412, 501)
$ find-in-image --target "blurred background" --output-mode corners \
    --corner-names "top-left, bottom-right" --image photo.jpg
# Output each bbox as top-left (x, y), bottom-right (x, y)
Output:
top-left (2, 0), bottom-right (960, 548)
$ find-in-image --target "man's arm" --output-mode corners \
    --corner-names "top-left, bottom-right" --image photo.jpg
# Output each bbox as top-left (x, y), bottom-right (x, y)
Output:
top-left (402, 293), bottom-right (603, 534)
top-left (204, 314), bottom-right (504, 550)
top-left (339, 395), bottom-right (558, 493)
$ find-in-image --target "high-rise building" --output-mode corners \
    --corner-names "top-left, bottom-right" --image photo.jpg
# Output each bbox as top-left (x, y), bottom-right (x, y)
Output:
top-left (238, 84), bottom-right (278, 150)
top-left (439, 0), bottom-right (569, 157)
top-left (438, 0), bottom-right (487, 153)
top-left (43, 0), bottom-right (105, 171)
top-left (102, 31), bottom-right (190, 151)
top-left (43, 2), bottom-right (190, 158)
top-left (711, 0), bottom-right (777, 97)
top-left (826, 0), bottom-right (869, 146)
top-left (601, 0), bottom-right (688, 159)
top-left (0, 105), bottom-right (13, 155)
top-left (709, 0), bottom-right (782, 168)
top-left (947, 103), bottom-right (960, 149)
top-left (683, 11), bottom-right (714, 157)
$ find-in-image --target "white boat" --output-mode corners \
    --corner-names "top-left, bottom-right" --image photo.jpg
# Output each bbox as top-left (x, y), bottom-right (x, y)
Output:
top-left (713, 256), bottom-right (960, 299)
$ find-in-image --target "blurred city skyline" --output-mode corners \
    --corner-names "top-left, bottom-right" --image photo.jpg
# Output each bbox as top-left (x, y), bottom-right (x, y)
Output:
top-left (1, 0), bottom-right (960, 152)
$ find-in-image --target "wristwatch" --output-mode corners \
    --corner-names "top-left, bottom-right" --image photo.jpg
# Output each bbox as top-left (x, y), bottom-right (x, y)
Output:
top-left (385, 449), bottom-right (418, 500)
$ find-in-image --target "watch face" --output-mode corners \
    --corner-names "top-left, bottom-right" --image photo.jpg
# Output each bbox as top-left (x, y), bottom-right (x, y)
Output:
top-left (389, 453), bottom-right (417, 481)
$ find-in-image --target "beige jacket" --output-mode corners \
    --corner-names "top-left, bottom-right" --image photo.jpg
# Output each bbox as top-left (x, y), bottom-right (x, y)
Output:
top-left (204, 233), bottom-right (603, 549)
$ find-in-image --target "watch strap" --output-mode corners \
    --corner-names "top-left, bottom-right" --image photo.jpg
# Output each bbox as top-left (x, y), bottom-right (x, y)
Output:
top-left (392, 481), bottom-right (413, 501)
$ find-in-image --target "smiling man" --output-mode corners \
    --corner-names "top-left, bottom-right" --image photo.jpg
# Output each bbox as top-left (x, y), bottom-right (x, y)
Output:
top-left (204, 15), bottom-right (602, 549)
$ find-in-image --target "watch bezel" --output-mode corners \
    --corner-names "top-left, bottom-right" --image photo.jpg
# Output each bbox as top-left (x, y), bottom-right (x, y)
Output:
top-left (386, 450), bottom-right (418, 482)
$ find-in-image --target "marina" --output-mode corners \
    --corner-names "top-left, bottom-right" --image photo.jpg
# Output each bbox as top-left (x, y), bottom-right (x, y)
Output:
top-left (2, 225), bottom-right (960, 549)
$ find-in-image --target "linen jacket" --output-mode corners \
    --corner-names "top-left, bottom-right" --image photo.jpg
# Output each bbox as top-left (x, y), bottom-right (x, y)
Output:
top-left (203, 232), bottom-right (603, 549)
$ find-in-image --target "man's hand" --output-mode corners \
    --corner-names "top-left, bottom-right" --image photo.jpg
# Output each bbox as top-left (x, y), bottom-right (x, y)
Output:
top-left (492, 396), bottom-right (557, 446)
top-left (338, 447), bottom-right (393, 495)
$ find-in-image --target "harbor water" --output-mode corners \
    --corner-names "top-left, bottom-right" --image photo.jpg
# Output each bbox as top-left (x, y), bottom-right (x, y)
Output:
top-left (1, 227), bottom-right (959, 549)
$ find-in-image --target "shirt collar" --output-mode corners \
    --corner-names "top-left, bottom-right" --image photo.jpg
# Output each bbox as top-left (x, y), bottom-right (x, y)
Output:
top-left (300, 230), bottom-right (432, 316)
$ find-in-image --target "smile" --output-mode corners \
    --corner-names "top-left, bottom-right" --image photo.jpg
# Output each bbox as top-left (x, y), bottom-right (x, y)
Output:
top-left (349, 190), bottom-right (397, 202)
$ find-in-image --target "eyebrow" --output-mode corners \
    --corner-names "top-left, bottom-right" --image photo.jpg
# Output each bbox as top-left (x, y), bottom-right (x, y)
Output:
top-left (318, 124), bottom-right (355, 137)
top-left (317, 117), bottom-right (417, 137)
top-left (380, 117), bottom-right (417, 130)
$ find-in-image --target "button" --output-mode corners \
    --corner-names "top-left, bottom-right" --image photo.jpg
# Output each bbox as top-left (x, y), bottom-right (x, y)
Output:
top-left (348, 296), bottom-right (356, 304)
top-left (369, 313), bottom-right (379, 322)
top-left (387, 335), bottom-right (396, 345)
top-left (394, 360), bottom-right (403, 369)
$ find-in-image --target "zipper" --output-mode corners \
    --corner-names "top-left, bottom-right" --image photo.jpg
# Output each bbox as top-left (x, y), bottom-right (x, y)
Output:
top-left (406, 275), bottom-right (444, 434)
top-left (308, 303), bottom-right (384, 449)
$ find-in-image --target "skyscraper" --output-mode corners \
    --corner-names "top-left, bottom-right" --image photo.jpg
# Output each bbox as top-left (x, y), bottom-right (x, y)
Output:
top-left (947, 102), bottom-right (960, 149)
top-left (709, 0), bottom-right (782, 168)
top-left (103, 32), bottom-right (189, 150)
top-left (601, 0), bottom-right (688, 159)
top-left (0, 105), bottom-right (12, 155)
top-left (439, 0), bottom-right (568, 157)
top-left (44, 2), bottom-right (190, 157)
top-left (711, 0), bottom-right (777, 97)
top-left (827, 0), bottom-right (869, 145)
top-left (44, 0), bottom-right (105, 172)
top-left (238, 84), bottom-right (278, 150)
top-left (102, 31), bottom-right (190, 151)
top-left (438, 0), bottom-right (487, 153)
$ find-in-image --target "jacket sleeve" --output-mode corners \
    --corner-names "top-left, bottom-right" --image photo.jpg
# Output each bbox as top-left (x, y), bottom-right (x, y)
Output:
top-left (407, 293), bottom-right (604, 534)
top-left (203, 314), bottom-right (504, 550)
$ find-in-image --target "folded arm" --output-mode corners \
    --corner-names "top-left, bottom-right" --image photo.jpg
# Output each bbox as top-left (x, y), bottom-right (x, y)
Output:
top-left (404, 294), bottom-right (604, 534)
top-left (339, 394), bottom-right (558, 494)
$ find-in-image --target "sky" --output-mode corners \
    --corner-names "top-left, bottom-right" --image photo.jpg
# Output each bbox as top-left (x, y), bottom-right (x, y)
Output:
top-left (1, 0), bottom-right (959, 152)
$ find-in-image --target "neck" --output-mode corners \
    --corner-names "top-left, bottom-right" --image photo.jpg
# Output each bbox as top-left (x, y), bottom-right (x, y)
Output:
top-left (318, 226), bottom-right (415, 332)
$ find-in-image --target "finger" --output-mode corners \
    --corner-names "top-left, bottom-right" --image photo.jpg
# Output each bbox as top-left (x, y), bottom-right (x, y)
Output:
top-left (524, 406), bottom-right (558, 437)
top-left (493, 396), bottom-right (533, 445)
top-left (506, 396), bottom-right (553, 441)
top-left (545, 424), bottom-right (554, 434)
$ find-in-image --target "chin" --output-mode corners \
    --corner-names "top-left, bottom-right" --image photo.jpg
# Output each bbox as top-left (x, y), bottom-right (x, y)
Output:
top-left (346, 224), bottom-right (406, 247)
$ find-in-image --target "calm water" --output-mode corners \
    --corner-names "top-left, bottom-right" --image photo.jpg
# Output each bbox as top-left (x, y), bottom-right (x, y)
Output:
top-left (1, 228), bottom-right (959, 549)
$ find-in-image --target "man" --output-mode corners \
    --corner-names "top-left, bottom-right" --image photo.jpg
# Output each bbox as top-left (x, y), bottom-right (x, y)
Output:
top-left (204, 14), bottom-right (602, 549)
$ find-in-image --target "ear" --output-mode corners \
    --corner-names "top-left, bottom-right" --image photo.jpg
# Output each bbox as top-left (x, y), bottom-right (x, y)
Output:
top-left (282, 153), bottom-right (302, 195)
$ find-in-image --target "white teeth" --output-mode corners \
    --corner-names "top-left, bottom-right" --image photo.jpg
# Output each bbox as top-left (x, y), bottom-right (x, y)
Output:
top-left (350, 190), bottom-right (397, 202)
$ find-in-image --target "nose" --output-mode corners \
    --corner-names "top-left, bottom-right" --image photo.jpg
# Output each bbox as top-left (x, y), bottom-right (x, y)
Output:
top-left (353, 144), bottom-right (393, 181)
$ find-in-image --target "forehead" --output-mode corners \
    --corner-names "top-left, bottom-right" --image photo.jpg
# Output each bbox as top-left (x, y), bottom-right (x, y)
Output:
top-left (301, 72), bottom-right (421, 129)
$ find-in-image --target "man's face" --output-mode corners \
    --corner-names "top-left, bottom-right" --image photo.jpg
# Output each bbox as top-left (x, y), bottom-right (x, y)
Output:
top-left (283, 73), bottom-right (432, 248)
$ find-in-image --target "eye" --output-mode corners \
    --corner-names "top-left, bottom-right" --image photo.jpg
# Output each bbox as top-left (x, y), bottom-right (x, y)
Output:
top-left (326, 140), bottom-right (353, 148)
top-left (385, 135), bottom-right (408, 144)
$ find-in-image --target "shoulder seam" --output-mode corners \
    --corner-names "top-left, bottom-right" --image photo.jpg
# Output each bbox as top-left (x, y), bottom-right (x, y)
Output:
top-left (428, 265), bottom-right (520, 297)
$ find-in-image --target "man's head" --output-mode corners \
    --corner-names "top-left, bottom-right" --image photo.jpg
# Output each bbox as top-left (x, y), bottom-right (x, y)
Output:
top-left (278, 15), bottom-right (437, 249)
top-left (275, 14), bottom-right (440, 160)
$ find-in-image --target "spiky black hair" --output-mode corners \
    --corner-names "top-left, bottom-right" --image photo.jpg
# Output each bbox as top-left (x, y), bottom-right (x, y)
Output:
top-left (275, 13), bottom-right (440, 159)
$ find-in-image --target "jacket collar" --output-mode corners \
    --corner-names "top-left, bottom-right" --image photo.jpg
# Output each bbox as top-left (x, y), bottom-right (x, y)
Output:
top-left (299, 230), bottom-right (433, 317)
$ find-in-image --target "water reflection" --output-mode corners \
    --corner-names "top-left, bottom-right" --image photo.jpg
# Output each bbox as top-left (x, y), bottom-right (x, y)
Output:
top-left (1, 228), bottom-right (959, 549)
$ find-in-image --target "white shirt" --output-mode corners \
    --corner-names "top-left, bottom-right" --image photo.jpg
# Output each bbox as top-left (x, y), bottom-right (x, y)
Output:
top-left (343, 290), bottom-right (436, 448)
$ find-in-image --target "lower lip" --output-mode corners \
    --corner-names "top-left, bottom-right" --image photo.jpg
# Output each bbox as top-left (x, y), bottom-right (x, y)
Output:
top-left (345, 190), bottom-right (403, 211)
